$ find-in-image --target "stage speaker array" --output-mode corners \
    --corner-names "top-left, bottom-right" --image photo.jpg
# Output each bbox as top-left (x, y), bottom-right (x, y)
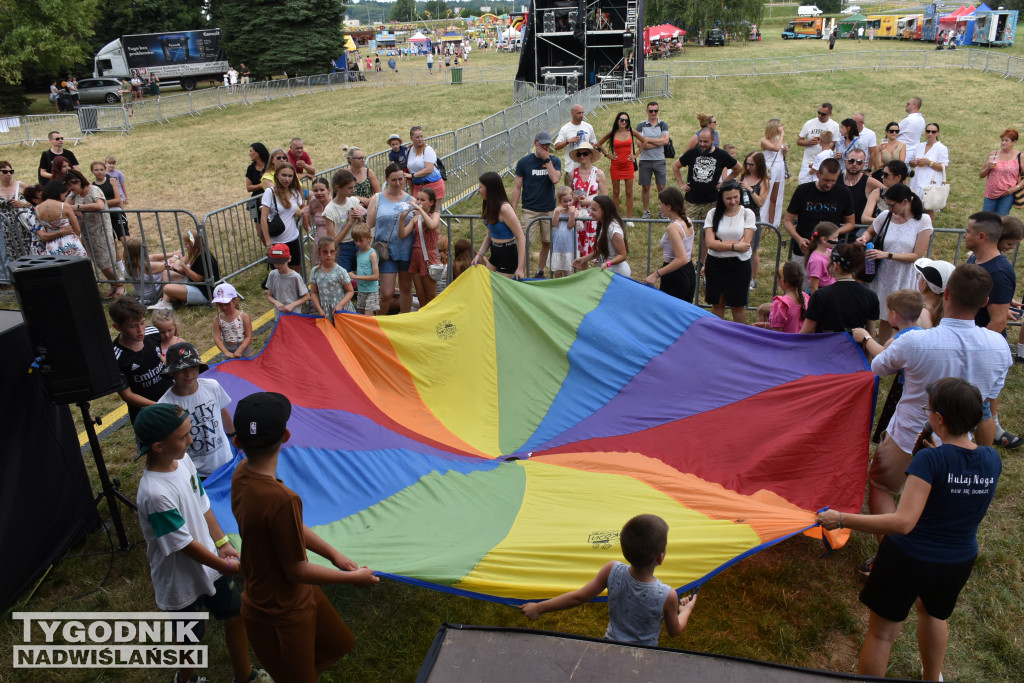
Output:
top-left (11, 255), bottom-right (124, 404)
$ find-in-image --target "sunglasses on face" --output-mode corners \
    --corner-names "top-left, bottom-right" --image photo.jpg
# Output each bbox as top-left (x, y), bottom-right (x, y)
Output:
top-left (710, 119), bottom-right (717, 124)
top-left (826, 239), bottom-right (839, 245)
top-left (274, 155), bottom-right (287, 160)
top-left (926, 129), bottom-right (938, 134)
top-left (887, 129), bottom-right (899, 133)
top-left (52, 137), bottom-right (63, 141)
top-left (881, 171), bottom-right (892, 177)
top-left (817, 111), bottom-right (828, 116)
top-left (648, 109), bottom-right (658, 113)
top-left (847, 159), bottom-right (864, 165)
top-left (577, 151), bottom-right (591, 157)
top-left (618, 118), bottom-right (628, 122)
top-left (0, 169), bottom-right (13, 174)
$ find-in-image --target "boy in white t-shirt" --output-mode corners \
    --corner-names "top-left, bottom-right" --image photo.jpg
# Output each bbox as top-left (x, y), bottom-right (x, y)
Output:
top-left (134, 403), bottom-right (267, 683)
top-left (158, 342), bottom-right (235, 479)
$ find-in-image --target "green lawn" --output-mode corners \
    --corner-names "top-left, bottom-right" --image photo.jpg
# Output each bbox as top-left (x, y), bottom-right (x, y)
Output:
top-left (2, 47), bottom-right (1024, 682)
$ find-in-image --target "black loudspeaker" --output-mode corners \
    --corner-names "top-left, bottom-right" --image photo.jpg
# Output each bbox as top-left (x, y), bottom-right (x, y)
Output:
top-left (10, 255), bottom-right (124, 404)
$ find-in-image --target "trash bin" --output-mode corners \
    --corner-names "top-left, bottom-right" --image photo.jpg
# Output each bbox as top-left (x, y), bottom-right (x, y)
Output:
top-left (77, 106), bottom-right (98, 134)
top-left (451, 67), bottom-right (463, 85)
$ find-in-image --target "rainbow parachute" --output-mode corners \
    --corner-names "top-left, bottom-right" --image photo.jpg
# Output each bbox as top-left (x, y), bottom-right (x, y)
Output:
top-left (204, 267), bottom-right (875, 602)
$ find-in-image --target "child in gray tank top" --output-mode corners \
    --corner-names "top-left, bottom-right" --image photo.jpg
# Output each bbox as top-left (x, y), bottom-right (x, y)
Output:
top-left (519, 514), bottom-right (697, 646)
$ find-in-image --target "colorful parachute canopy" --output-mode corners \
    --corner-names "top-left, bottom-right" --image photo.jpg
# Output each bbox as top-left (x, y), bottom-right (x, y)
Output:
top-left (204, 267), bottom-right (875, 603)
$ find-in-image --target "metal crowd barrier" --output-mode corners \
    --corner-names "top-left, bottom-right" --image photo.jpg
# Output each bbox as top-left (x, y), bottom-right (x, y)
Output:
top-left (201, 197), bottom-right (272, 283)
top-left (663, 47), bottom-right (1024, 81)
top-left (3, 49), bottom-right (1024, 149)
top-left (1, 83), bottom-right (611, 295)
top-left (0, 117), bottom-right (30, 147)
top-left (23, 114), bottom-right (85, 144)
top-left (190, 87), bottom-right (225, 113)
top-left (0, 209), bottom-right (208, 297)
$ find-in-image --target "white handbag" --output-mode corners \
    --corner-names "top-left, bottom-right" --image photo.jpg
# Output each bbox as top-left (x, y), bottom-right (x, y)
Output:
top-left (417, 216), bottom-right (446, 282)
top-left (920, 167), bottom-right (949, 211)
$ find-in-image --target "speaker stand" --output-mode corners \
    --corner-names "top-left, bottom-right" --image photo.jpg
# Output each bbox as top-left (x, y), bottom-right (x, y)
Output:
top-left (79, 401), bottom-right (136, 551)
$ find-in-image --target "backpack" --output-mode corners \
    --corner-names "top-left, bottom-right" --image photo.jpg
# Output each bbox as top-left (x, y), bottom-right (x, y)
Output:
top-left (435, 155), bottom-right (448, 181)
top-left (660, 121), bottom-right (676, 159)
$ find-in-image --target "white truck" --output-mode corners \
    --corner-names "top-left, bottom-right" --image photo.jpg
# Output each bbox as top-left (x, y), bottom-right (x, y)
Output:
top-left (93, 29), bottom-right (229, 91)
top-left (798, 5), bottom-right (824, 17)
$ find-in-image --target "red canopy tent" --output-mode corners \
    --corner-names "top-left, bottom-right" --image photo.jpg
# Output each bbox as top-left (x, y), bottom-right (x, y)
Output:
top-left (644, 23), bottom-right (686, 54)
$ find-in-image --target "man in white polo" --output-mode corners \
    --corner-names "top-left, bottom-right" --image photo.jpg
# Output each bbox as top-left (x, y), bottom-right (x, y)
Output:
top-left (797, 102), bottom-right (841, 185)
top-left (898, 97), bottom-right (925, 164)
top-left (554, 104), bottom-right (596, 186)
top-left (850, 263), bottom-right (1012, 575)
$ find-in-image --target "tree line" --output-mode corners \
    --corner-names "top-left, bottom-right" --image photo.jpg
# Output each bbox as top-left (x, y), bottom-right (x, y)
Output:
top-left (0, 0), bottom-right (348, 114)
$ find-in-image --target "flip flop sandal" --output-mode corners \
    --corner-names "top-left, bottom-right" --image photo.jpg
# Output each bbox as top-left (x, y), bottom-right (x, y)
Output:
top-left (997, 432), bottom-right (1024, 449)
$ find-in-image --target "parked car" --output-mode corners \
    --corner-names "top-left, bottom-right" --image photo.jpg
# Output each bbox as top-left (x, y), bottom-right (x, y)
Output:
top-left (705, 29), bottom-right (726, 46)
top-left (77, 78), bottom-right (123, 104)
top-left (798, 5), bottom-right (824, 17)
top-left (841, 5), bottom-right (862, 15)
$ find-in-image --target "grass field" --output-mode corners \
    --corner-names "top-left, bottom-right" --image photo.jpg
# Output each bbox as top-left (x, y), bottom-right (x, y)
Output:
top-left (3, 43), bottom-right (1024, 681)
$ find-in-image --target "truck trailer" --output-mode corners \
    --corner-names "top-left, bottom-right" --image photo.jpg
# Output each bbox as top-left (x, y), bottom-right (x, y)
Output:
top-left (93, 29), bottom-right (229, 91)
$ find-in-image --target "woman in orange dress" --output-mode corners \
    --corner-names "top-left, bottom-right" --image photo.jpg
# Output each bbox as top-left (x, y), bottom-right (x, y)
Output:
top-left (597, 112), bottom-right (646, 219)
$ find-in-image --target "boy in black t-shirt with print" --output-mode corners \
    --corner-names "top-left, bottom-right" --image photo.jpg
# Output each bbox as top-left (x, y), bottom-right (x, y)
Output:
top-left (110, 296), bottom-right (173, 424)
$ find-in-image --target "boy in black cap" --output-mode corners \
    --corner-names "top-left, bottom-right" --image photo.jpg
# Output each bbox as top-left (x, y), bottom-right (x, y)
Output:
top-left (231, 392), bottom-right (379, 681)
top-left (134, 403), bottom-right (267, 683)
top-left (158, 342), bottom-right (236, 479)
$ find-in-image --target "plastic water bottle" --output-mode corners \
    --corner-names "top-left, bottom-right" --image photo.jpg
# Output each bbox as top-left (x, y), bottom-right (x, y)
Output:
top-left (865, 242), bottom-right (875, 275)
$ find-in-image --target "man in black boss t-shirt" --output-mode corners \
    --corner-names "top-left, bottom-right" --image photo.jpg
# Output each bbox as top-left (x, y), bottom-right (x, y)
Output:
top-left (783, 158), bottom-right (855, 256)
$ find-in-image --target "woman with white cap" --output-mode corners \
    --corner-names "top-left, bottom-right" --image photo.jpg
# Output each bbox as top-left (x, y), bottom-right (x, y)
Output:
top-left (914, 257), bottom-right (955, 329)
top-left (569, 142), bottom-right (607, 262)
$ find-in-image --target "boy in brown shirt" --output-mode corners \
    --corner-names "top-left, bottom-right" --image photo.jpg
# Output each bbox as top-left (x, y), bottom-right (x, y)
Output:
top-left (231, 392), bottom-right (378, 681)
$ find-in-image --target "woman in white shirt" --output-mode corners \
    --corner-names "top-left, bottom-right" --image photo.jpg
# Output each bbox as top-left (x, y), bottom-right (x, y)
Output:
top-left (260, 163), bottom-right (305, 268)
top-left (702, 181), bottom-right (755, 322)
top-left (406, 125), bottom-right (445, 200)
top-left (909, 123), bottom-right (949, 220)
top-left (573, 195), bottom-right (630, 277)
top-left (322, 168), bottom-right (365, 272)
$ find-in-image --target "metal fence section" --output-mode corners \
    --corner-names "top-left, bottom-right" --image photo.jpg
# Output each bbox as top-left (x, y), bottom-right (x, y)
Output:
top-left (201, 197), bottom-right (272, 283)
top-left (23, 114), bottom-right (85, 144)
top-left (189, 86), bottom-right (224, 114)
top-left (82, 106), bottom-right (131, 135)
top-left (662, 47), bottom-right (1024, 81)
top-left (440, 144), bottom-right (484, 207)
top-left (0, 83), bottom-right (609, 293)
top-left (0, 118), bottom-right (30, 147)
top-left (4, 49), bottom-right (1024, 149)
top-left (637, 72), bottom-right (672, 100)
top-left (155, 94), bottom-right (191, 122)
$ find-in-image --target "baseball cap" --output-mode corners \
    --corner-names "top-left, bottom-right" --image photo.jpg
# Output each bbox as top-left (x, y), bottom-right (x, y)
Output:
top-left (914, 258), bottom-right (955, 295)
top-left (387, 134), bottom-right (402, 142)
top-left (234, 392), bottom-right (292, 449)
top-left (212, 283), bottom-right (238, 304)
top-left (534, 131), bottom-right (552, 145)
top-left (268, 243), bottom-right (290, 264)
top-left (162, 342), bottom-right (209, 375)
top-left (134, 403), bottom-right (188, 460)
